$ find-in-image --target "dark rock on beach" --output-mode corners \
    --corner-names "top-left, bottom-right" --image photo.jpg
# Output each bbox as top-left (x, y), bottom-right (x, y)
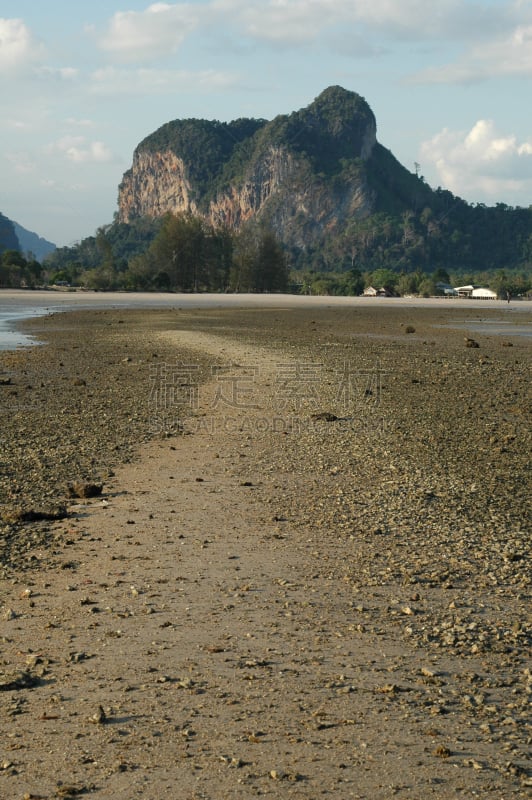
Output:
top-left (66, 481), bottom-right (103, 499)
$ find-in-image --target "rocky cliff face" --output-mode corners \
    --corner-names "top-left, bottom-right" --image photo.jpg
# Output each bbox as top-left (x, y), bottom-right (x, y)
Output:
top-left (119, 151), bottom-right (198, 221)
top-left (117, 86), bottom-right (379, 248)
top-left (208, 145), bottom-right (296, 229)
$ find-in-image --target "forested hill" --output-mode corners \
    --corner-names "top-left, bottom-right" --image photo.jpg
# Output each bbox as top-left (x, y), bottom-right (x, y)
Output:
top-left (13, 222), bottom-right (56, 261)
top-left (42, 86), bottom-right (532, 292)
top-left (0, 213), bottom-right (19, 254)
top-left (118, 86), bottom-right (385, 249)
top-left (115, 85), bottom-right (532, 273)
top-left (0, 213), bottom-right (55, 261)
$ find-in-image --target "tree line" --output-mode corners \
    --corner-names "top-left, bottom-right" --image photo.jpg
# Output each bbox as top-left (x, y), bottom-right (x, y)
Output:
top-left (288, 197), bottom-right (532, 276)
top-left (299, 266), bottom-right (531, 299)
top-left (44, 213), bottom-right (289, 293)
top-left (5, 206), bottom-right (531, 298)
top-left (0, 249), bottom-right (43, 288)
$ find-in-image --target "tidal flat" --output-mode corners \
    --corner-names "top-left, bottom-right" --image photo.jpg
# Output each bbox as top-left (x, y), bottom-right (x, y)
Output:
top-left (0, 302), bottom-right (530, 798)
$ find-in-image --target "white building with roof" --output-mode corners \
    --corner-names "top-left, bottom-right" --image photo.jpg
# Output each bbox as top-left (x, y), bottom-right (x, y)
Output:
top-left (471, 287), bottom-right (497, 299)
top-left (454, 285), bottom-right (498, 299)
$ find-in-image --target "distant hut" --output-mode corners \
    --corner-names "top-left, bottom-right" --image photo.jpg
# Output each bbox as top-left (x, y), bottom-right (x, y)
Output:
top-left (435, 282), bottom-right (457, 296)
top-left (454, 284), bottom-right (497, 299)
top-left (454, 284), bottom-right (475, 298)
top-left (471, 287), bottom-right (497, 300)
top-left (363, 286), bottom-right (394, 297)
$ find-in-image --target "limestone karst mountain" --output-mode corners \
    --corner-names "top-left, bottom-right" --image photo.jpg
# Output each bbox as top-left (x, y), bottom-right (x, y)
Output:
top-left (118, 86), bottom-right (431, 252)
top-left (44, 86), bottom-right (530, 282)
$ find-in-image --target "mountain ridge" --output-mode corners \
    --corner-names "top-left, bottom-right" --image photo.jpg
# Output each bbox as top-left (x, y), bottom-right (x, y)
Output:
top-left (118, 86), bottom-right (390, 249)
top-left (13, 222), bottom-right (56, 261)
top-left (44, 86), bottom-right (532, 284)
top-left (0, 213), bottom-right (56, 261)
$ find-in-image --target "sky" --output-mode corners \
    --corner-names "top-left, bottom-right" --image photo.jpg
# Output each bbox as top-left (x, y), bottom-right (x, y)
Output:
top-left (1, 0), bottom-right (531, 248)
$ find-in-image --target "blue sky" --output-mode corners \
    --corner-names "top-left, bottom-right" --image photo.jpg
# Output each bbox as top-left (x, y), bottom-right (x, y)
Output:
top-left (1, 0), bottom-right (531, 247)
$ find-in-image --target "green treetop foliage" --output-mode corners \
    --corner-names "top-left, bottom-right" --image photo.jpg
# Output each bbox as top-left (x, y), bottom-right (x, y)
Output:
top-left (253, 85), bottom-right (376, 178)
top-left (99, 213), bottom-right (288, 293)
top-left (0, 249), bottom-right (42, 288)
top-left (42, 200), bottom-right (532, 295)
top-left (128, 117), bottom-right (267, 208)
top-left (44, 217), bottom-right (163, 284)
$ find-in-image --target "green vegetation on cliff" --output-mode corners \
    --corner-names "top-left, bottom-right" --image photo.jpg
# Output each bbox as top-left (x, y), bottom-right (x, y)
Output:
top-left (267, 85), bottom-right (375, 175)
top-left (0, 249), bottom-right (43, 288)
top-left (126, 117), bottom-right (267, 206)
top-left (42, 209), bottom-right (530, 297)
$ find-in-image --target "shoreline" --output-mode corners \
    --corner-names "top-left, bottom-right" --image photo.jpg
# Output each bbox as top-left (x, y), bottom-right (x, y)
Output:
top-left (0, 304), bottom-right (530, 797)
top-left (2, 286), bottom-right (531, 312)
top-left (1, 288), bottom-right (529, 352)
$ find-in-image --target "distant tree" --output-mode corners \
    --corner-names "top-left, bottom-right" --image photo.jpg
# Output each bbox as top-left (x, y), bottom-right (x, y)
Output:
top-left (147, 213), bottom-right (204, 291)
top-left (230, 224), bottom-right (259, 291)
top-left (349, 268), bottom-right (364, 295)
top-left (81, 266), bottom-right (118, 291)
top-left (396, 273), bottom-right (419, 296)
top-left (0, 250), bottom-right (39, 287)
top-left (489, 269), bottom-right (531, 298)
top-left (96, 227), bottom-right (115, 273)
top-left (202, 225), bottom-right (233, 291)
top-left (26, 259), bottom-right (43, 285)
top-left (2, 249), bottom-right (26, 268)
top-left (123, 254), bottom-right (152, 290)
top-left (310, 277), bottom-right (335, 295)
top-left (49, 269), bottom-right (71, 285)
top-left (126, 212), bottom-right (234, 292)
top-left (255, 230), bottom-right (288, 292)
top-left (417, 277), bottom-right (436, 297)
top-left (369, 268), bottom-right (398, 291)
top-left (433, 267), bottom-right (450, 284)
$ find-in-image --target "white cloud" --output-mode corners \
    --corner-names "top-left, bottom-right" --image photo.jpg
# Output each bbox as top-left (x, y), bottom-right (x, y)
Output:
top-left (36, 66), bottom-right (79, 80)
top-left (217, 0), bottom-right (337, 44)
top-left (92, 0), bottom-right (532, 71)
top-left (71, 141), bottom-right (114, 164)
top-left (471, 23), bottom-right (532, 78)
top-left (2, 105), bottom-right (52, 135)
top-left (65, 118), bottom-right (96, 128)
top-left (45, 136), bottom-right (115, 164)
top-left (0, 17), bottom-right (45, 72)
top-left (94, 0), bottom-right (504, 58)
top-left (90, 66), bottom-right (237, 95)
top-left (5, 151), bottom-right (36, 173)
top-left (213, 0), bottom-right (507, 46)
top-left (7, 119), bottom-right (32, 130)
top-left (98, 3), bottom-right (200, 61)
top-left (420, 120), bottom-right (532, 203)
top-left (412, 23), bottom-right (532, 84)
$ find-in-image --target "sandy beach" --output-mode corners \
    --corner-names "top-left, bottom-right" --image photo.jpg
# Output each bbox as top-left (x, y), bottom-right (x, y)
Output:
top-left (0, 300), bottom-right (530, 799)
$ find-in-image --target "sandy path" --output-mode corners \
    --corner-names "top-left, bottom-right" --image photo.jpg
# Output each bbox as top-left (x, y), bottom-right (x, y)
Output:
top-left (1, 325), bottom-right (529, 799)
top-left (1, 330), bottom-right (328, 799)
